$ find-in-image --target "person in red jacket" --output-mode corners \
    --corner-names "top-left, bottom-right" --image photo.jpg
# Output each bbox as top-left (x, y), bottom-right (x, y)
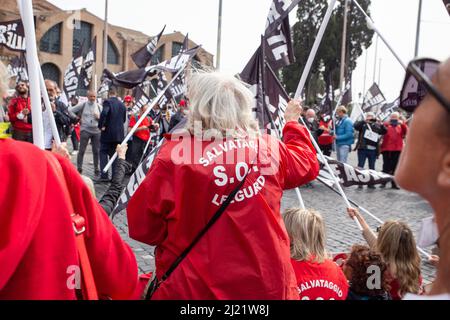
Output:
top-left (128, 104), bottom-right (155, 170)
top-left (283, 208), bottom-right (349, 300)
top-left (127, 72), bottom-right (320, 300)
top-left (318, 115), bottom-right (334, 156)
top-left (380, 112), bottom-right (408, 189)
top-left (7, 81), bottom-right (32, 143)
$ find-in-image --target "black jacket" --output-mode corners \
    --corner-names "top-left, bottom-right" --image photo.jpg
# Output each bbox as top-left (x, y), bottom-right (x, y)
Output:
top-left (169, 111), bottom-right (185, 132)
top-left (302, 117), bottom-right (323, 143)
top-left (99, 158), bottom-right (132, 216)
top-left (354, 120), bottom-right (387, 150)
top-left (99, 97), bottom-right (126, 143)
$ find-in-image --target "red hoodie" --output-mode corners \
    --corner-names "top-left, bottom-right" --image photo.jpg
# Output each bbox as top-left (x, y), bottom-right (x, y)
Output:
top-left (380, 122), bottom-right (408, 152)
top-left (127, 122), bottom-right (320, 300)
top-left (8, 96), bottom-right (32, 132)
top-left (0, 138), bottom-right (138, 299)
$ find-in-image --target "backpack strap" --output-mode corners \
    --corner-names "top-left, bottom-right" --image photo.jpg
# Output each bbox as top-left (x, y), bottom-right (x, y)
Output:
top-left (45, 152), bottom-right (99, 300)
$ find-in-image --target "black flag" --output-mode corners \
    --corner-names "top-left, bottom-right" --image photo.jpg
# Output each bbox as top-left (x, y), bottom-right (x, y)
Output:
top-left (265, 0), bottom-right (302, 35)
top-left (264, 12), bottom-right (295, 71)
top-left (156, 72), bottom-right (174, 107)
top-left (101, 46), bottom-right (201, 89)
top-left (362, 83), bottom-right (385, 112)
top-left (7, 54), bottom-right (28, 83)
top-left (131, 25), bottom-right (166, 68)
top-left (0, 19), bottom-right (26, 52)
top-left (377, 98), bottom-right (400, 122)
top-left (340, 83), bottom-right (352, 106)
top-left (62, 54), bottom-right (83, 101)
top-left (318, 90), bottom-right (333, 121)
top-left (79, 37), bottom-right (97, 91)
top-left (443, 0), bottom-right (450, 16)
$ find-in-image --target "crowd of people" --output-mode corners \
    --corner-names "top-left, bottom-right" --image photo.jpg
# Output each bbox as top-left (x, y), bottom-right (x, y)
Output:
top-left (0, 56), bottom-right (449, 300)
top-left (302, 104), bottom-right (409, 190)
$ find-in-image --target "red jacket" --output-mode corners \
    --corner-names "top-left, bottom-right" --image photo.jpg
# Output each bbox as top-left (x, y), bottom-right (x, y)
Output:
top-left (318, 120), bottom-right (334, 146)
top-left (291, 258), bottom-right (349, 300)
top-left (0, 139), bottom-right (138, 299)
top-left (129, 115), bottom-right (152, 141)
top-left (380, 122), bottom-right (408, 152)
top-left (8, 96), bottom-right (32, 132)
top-left (127, 122), bottom-right (320, 300)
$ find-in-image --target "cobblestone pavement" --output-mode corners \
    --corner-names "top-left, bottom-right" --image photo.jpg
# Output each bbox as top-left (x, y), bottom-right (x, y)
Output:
top-left (70, 142), bottom-right (436, 283)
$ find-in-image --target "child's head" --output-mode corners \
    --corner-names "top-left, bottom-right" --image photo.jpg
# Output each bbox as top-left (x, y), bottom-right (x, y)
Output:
top-left (343, 245), bottom-right (390, 297)
top-left (283, 208), bottom-right (327, 263)
top-left (376, 220), bottom-right (421, 295)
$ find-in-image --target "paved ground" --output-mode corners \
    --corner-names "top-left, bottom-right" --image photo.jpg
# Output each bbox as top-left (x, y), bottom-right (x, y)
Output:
top-left (69, 141), bottom-right (436, 283)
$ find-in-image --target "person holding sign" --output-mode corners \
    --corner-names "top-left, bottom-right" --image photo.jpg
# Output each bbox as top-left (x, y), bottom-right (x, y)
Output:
top-left (353, 112), bottom-right (387, 188)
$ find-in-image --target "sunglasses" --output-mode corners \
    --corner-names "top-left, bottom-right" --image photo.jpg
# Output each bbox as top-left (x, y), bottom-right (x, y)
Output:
top-left (400, 58), bottom-right (450, 114)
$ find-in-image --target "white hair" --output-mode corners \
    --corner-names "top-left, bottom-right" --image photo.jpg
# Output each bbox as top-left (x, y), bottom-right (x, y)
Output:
top-left (186, 72), bottom-right (260, 138)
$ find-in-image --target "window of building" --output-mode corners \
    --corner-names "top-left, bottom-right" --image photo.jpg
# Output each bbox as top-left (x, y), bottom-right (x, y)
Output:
top-left (171, 42), bottom-right (184, 57)
top-left (151, 45), bottom-right (165, 65)
top-left (41, 63), bottom-right (61, 87)
top-left (73, 21), bottom-right (92, 57)
top-left (39, 23), bottom-right (62, 54)
top-left (107, 37), bottom-right (120, 65)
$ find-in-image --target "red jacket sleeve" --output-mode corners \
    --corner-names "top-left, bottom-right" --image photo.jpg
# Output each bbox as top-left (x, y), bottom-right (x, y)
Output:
top-left (127, 156), bottom-right (175, 246)
top-left (7, 98), bottom-right (19, 124)
top-left (54, 154), bottom-right (139, 300)
top-left (280, 121), bottom-right (320, 190)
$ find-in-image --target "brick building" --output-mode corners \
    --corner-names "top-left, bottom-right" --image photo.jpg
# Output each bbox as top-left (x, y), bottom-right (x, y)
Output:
top-left (0, 0), bottom-right (214, 90)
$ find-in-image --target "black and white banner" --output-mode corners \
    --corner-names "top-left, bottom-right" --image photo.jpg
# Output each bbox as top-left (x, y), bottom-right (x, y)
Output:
top-left (62, 54), bottom-right (83, 101)
top-left (131, 25), bottom-right (166, 68)
top-left (133, 83), bottom-right (152, 109)
top-left (341, 82), bottom-right (352, 106)
top-left (0, 19), bottom-right (26, 52)
top-left (443, 0), bottom-right (450, 16)
top-left (377, 98), bottom-right (400, 122)
top-left (264, 12), bottom-right (295, 71)
top-left (102, 46), bottom-right (200, 90)
top-left (78, 37), bottom-right (97, 91)
top-left (156, 71), bottom-right (174, 107)
top-left (362, 82), bottom-right (385, 113)
top-left (319, 156), bottom-right (393, 187)
top-left (7, 54), bottom-right (28, 83)
top-left (265, 0), bottom-right (302, 35)
top-left (318, 87), bottom-right (333, 120)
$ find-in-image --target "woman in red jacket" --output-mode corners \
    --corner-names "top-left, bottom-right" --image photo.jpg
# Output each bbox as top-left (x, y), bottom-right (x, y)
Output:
top-left (380, 112), bottom-right (408, 189)
top-left (0, 62), bottom-right (138, 300)
top-left (127, 72), bottom-right (320, 300)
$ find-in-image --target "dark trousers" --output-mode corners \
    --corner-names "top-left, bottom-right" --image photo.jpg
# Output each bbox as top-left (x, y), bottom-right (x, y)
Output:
top-left (130, 136), bottom-right (148, 169)
top-left (71, 129), bottom-right (79, 151)
top-left (319, 144), bottom-right (332, 157)
top-left (357, 149), bottom-right (377, 170)
top-left (12, 129), bottom-right (33, 143)
top-left (382, 151), bottom-right (401, 175)
top-left (77, 131), bottom-right (101, 172)
top-left (100, 141), bottom-right (120, 179)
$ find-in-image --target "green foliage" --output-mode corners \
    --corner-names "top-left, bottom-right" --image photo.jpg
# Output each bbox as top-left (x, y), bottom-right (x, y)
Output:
top-left (282, 0), bottom-right (374, 105)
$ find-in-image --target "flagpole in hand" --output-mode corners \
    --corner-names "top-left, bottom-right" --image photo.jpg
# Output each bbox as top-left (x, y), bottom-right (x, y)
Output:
top-left (102, 64), bottom-right (188, 173)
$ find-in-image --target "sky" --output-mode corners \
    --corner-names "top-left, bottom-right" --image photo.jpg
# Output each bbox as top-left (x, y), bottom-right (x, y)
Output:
top-left (47, 0), bottom-right (450, 102)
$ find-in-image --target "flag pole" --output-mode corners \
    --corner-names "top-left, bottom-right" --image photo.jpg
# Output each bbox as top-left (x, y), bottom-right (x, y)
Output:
top-left (261, 37), bottom-right (306, 210)
top-left (351, 0), bottom-right (407, 70)
top-left (267, 61), bottom-right (362, 230)
top-left (339, 0), bottom-right (349, 92)
top-left (414, 0), bottom-right (423, 57)
top-left (103, 0), bottom-right (109, 72)
top-left (18, 0), bottom-right (44, 149)
top-left (216, 0), bottom-right (223, 70)
top-left (295, 0), bottom-right (338, 99)
top-left (103, 63), bottom-right (190, 173)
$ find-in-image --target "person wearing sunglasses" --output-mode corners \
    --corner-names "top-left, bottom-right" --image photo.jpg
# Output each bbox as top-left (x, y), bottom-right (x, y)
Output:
top-left (395, 57), bottom-right (450, 299)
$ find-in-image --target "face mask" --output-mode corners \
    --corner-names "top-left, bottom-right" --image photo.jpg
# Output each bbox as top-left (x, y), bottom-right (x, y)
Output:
top-left (417, 216), bottom-right (439, 248)
top-left (307, 117), bottom-right (315, 124)
top-left (390, 119), bottom-right (399, 126)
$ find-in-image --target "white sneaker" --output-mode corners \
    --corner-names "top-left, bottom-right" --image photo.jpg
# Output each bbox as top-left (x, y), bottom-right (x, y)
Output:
top-left (71, 150), bottom-right (78, 155)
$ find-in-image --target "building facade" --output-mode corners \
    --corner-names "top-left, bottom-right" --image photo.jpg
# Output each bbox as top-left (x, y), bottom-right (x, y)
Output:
top-left (0, 0), bottom-right (214, 90)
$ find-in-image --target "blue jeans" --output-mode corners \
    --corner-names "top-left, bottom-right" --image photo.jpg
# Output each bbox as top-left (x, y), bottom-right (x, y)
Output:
top-left (337, 145), bottom-right (351, 163)
top-left (357, 149), bottom-right (377, 170)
